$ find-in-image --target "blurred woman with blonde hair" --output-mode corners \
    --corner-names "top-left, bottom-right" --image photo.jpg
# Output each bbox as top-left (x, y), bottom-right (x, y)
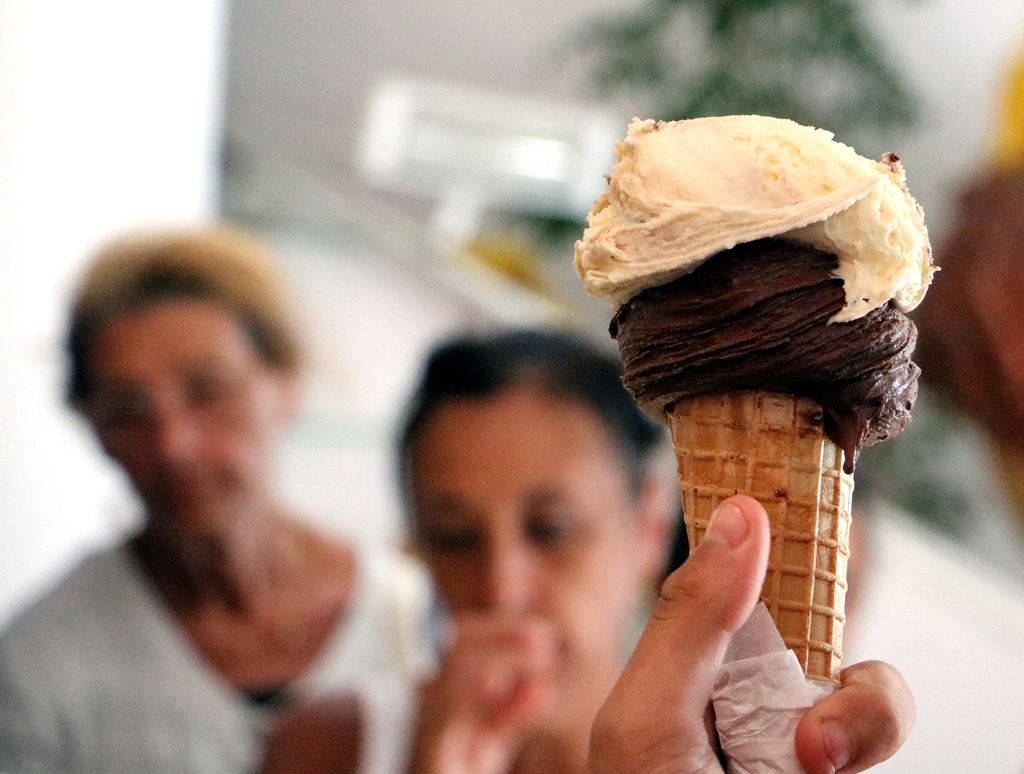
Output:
top-left (0, 226), bottom-right (425, 774)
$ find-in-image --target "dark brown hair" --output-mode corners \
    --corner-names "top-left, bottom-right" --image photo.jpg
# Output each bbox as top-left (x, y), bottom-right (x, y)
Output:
top-left (398, 329), bottom-right (664, 504)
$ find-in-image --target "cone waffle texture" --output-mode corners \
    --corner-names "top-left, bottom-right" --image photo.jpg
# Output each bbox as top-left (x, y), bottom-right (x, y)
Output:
top-left (667, 391), bottom-right (853, 683)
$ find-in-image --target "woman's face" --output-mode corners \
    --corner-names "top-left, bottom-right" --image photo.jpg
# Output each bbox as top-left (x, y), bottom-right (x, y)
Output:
top-left (409, 388), bottom-right (669, 715)
top-left (84, 300), bottom-right (297, 533)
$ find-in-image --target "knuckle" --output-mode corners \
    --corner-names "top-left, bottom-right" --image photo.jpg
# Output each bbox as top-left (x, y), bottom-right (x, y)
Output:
top-left (655, 564), bottom-right (704, 614)
top-left (654, 550), bottom-right (746, 632)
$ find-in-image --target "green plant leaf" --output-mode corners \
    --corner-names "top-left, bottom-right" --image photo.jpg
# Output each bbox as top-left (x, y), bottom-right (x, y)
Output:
top-left (572, 0), bottom-right (921, 136)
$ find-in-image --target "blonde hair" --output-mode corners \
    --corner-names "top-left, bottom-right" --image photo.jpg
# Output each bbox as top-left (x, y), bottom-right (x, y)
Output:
top-left (66, 225), bottom-right (302, 405)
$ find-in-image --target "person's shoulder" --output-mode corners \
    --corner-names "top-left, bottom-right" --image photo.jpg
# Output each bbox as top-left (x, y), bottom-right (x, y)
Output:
top-left (0, 543), bottom-right (145, 665)
top-left (312, 537), bottom-right (435, 683)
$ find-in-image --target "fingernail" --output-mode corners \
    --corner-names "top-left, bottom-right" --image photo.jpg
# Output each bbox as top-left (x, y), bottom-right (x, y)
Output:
top-left (821, 720), bottom-right (852, 773)
top-left (705, 501), bottom-right (749, 549)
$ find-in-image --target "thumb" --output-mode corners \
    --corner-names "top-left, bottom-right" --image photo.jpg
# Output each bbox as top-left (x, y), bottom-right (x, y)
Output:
top-left (640, 495), bottom-right (771, 702)
top-left (658, 495), bottom-right (771, 637)
top-left (589, 497), bottom-right (771, 774)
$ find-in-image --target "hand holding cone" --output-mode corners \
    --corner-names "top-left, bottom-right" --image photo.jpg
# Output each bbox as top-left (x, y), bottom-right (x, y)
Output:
top-left (668, 391), bottom-right (852, 683)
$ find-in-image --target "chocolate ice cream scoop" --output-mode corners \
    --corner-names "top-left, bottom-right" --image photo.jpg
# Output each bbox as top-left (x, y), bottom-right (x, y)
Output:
top-left (611, 238), bottom-right (919, 472)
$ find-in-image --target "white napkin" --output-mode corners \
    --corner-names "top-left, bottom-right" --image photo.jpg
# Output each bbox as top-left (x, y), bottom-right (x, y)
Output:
top-left (711, 603), bottom-right (837, 774)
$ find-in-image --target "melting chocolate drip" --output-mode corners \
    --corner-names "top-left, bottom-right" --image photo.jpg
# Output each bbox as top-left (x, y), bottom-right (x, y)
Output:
top-left (611, 238), bottom-right (920, 473)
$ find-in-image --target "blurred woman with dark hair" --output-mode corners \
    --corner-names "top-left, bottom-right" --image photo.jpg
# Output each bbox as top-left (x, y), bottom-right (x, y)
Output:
top-left (397, 328), bottom-right (914, 774)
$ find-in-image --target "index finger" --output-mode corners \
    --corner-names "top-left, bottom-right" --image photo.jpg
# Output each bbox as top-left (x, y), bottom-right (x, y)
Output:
top-left (795, 660), bottom-right (915, 774)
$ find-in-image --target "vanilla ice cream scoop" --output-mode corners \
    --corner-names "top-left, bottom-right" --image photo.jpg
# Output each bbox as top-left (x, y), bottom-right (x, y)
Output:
top-left (574, 116), bottom-right (933, 322)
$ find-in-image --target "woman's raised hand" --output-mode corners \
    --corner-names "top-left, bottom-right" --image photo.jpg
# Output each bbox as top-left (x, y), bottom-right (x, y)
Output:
top-left (411, 614), bottom-right (558, 774)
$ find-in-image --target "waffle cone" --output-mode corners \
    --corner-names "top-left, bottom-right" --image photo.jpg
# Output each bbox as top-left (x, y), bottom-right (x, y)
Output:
top-left (667, 391), bottom-right (853, 683)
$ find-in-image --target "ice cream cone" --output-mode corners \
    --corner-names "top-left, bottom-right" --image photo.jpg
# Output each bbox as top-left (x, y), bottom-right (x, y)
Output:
top-left (666, 390), bottom-right (853, 684)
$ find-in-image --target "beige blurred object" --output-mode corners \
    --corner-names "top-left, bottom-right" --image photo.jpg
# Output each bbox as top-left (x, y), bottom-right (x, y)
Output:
top-left (667, 391), bottom-right (853, 683)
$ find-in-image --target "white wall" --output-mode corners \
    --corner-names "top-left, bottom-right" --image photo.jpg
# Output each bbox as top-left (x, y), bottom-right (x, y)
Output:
top-left (0, 0), bottom-right (228, 626)
top-left (848, 512), bottom-right (1024, 774)
top-left (863, 0), bottom-right (1024, 238)
top-left (226, 0), bottom-right (1024, 244)
top-left (270, 231), bottom-right (484, 550)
